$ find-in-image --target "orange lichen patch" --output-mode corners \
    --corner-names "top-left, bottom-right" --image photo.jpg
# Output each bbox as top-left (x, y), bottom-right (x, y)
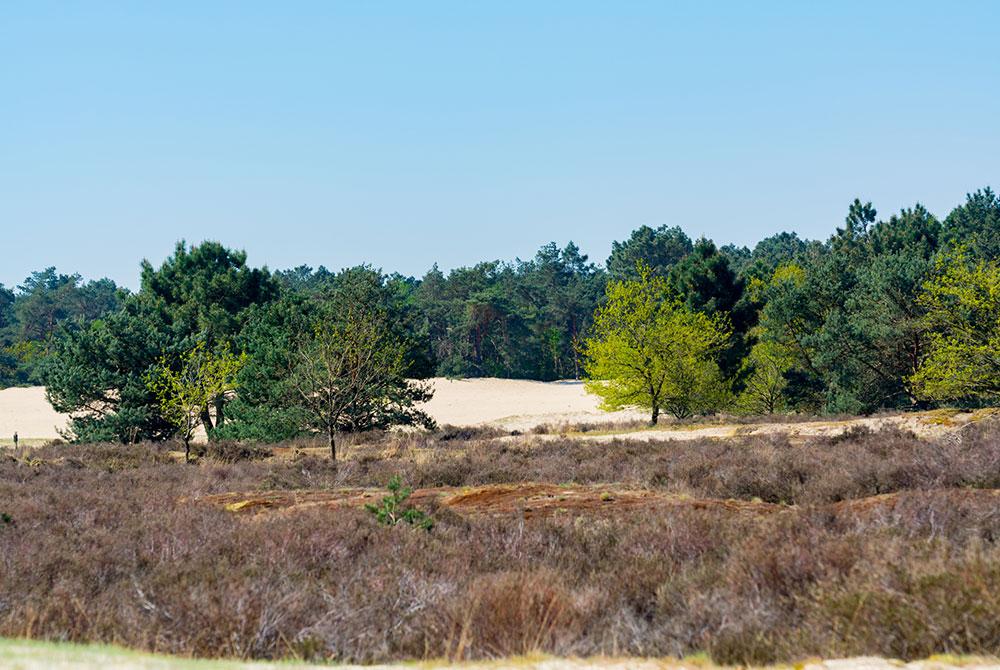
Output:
top-left (438, 483), bottom-right (782, 518)
top-left (201, 489), bottom-right (379, 513)
top-left (441, 483), bottom-right (648, 517)
top-left (970, 407), bottom-right (1000, 422)
top-left (198, 483), bottom-right (784, 520)
top-left (920, 408), bottom-right (964, 427)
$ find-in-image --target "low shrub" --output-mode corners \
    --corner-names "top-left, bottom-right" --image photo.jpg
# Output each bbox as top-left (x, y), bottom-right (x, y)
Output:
top-left (3, 423), bottom-right (1000, 663)
top-left (365, 476), bottom-right (433, 530)
top-left (195, 441), bottom-right (274, 463)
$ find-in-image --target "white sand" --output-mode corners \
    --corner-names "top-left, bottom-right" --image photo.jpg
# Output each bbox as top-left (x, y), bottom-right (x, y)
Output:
top-left (0, 386), bottom-right (70, 442)
top-left (0, 379), bottom-right (974, 443)
top-left (0, 379), bottom-right (640, 440)
top-left (420, 378), bottom-right (645, 430)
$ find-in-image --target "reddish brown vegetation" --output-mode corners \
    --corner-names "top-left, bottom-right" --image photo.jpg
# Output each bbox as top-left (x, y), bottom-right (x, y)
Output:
top-left (2, 421), bottom-right (1000, 664)
top-left (199, 483), bottom-right (783, 519)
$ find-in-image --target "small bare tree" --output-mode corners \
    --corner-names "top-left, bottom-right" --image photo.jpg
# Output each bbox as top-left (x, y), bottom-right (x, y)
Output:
top-left (289, 304), bottom-right (433, 460)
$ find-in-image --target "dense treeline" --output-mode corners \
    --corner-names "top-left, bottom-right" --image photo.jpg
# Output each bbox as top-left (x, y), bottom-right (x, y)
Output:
top-left (1, 186), bottom-right (997, 443)
top-left (0, 269), bottom-right (123, 386)
top-left (272, 241), bottom-right (605, 381)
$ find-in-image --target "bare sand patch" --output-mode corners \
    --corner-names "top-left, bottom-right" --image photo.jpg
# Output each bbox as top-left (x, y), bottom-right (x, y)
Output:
top-left (0, 386), bottom-right (69, 443)
top-left (420, 378), bottom-right (645, 430)
top-left (2, 379), bottom-right (992, 444)
top-left (0, 379), bottom-right (642, 441)
top-left (198, 483), bottom-right (783, 520)
top-left (518, 413), bottom-right (960, 444)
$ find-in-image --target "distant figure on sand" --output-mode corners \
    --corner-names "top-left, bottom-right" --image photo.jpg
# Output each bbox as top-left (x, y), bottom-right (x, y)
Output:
top-left (12, 432), bottom-right (18, 448)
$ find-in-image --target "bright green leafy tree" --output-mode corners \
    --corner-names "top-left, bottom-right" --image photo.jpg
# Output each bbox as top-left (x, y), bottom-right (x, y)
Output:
top-left (911, 249), bottom-right (1000, 402)
top-left (146, 342), bottom-right (247, 462)
top-left (737, 339), bottom-right (797, 414)
top-left (582, 266), bottom-right (731, 423)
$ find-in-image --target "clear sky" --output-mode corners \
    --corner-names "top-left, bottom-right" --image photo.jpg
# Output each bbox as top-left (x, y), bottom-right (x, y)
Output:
top-left (2, 1), bottom-right (998, 289)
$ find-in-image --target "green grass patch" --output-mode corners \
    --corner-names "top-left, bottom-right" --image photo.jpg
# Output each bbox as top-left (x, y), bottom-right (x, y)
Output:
top-left (0, 637), bottom-right (329, 669)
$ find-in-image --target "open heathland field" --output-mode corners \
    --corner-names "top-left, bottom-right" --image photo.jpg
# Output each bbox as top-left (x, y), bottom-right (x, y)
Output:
top-left (3, 416), bottom-right (1000, 667)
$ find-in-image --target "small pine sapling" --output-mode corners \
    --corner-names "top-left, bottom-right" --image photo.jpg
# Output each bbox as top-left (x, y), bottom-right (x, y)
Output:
top-left (365, 476), bottom-right (433, 530)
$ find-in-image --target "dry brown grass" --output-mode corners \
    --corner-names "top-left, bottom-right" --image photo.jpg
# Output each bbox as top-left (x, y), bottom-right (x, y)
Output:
top-left (528, 411), bottom-right (863, 436)
top-left (2, 421), bottom-right (1000, 664)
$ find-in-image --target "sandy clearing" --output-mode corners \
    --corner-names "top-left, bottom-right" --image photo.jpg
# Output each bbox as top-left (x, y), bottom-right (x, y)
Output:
top-left (516, 413), bottom-right (971, 444)
top-left (0, 379), bottom-right (643, 441)
top-left (0, 380), bottom-right (989, 444)
top-left (420, 378), bottom-right (645, 430)
top-left (0, 386), bottom-right (69, 443)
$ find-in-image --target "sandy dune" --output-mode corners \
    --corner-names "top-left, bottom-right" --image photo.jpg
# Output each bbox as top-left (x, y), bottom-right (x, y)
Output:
top-left (0, 379), bottom-right (983, 444)
top-left (0, 379), bottom-right (639, 441)
top-left (0, 386), bottom-right (69, 443)
top-left (420, 378), bottom-right (644, 430)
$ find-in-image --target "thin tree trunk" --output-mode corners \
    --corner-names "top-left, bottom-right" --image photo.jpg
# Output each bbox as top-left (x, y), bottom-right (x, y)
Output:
top-left (328, 427), bottom-right (336, 461)
top-left (184, 437), bottom-right (191, 464)
top-left (201, 407), bottom-right (214, 433)
top-left (651, 405), bottom-right (659, 426)
top-left (214, 396), bottom-right (226, 429)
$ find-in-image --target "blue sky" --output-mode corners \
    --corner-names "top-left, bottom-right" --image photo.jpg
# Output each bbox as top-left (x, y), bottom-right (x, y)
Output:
top-left (2, 1), bottom-right (998, 289)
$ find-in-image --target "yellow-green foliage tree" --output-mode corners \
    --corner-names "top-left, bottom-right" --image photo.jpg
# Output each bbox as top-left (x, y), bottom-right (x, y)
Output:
top-left (911, 249), bottom-right (1000, 402)
top-left (146, 342), bottom-right (247, 462)
top-left (737, 339), bottom-right (797, 414)
top-left (582, 266), bottom-right (731, 423)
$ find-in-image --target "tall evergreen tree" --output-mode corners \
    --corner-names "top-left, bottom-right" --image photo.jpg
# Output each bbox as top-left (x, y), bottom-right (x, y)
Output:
top-left (943, 187), bottom-right (1000, 259)
top-left (606, 225), bottom-right (693, 280)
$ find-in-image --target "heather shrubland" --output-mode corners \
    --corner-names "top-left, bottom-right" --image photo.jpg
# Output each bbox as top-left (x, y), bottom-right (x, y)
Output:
top-left (2, 423), bottom-right (1000, 664)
